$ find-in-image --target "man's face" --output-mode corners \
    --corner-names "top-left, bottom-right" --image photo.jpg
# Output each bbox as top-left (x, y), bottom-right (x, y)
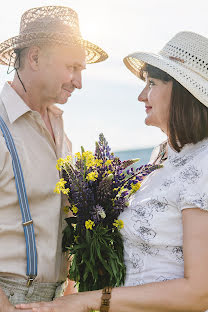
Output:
top-left (37, 45), bottom-right (86, 104)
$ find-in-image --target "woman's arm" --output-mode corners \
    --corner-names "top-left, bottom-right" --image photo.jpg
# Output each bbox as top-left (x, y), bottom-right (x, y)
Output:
top-left (17, 207), bottom-right (208, 312)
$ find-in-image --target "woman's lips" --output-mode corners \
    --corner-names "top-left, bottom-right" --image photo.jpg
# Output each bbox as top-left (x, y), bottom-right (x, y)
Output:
top-left (145, 106), bottom-right (152, 113)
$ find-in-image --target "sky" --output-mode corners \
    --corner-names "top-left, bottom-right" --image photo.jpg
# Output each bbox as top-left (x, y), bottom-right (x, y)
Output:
top-left (0, 0), bottom-right (208, 153)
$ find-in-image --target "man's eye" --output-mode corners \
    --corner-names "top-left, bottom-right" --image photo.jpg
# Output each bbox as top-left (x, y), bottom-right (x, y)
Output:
top-left (66, 65), bottom-right (73, 70)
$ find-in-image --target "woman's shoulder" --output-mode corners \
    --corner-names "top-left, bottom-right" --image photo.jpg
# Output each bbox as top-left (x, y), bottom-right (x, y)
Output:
top-left (167, 138), bottom-right (208, 184)
top-left (180, 138), bottom-right (208, 163)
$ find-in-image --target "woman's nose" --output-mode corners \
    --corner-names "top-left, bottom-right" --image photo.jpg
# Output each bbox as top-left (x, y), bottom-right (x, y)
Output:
top-left (138, 87), bottom-right (147, 102)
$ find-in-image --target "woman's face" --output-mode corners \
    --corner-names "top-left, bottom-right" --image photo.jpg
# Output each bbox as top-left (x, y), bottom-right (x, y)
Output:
top-left (138, 74), bottom-right (173, 134)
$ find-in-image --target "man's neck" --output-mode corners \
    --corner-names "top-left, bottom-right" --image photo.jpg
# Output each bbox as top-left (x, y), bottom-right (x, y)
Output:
top-left (10, 78), bottom-right (56, 141)
top-left (10, 78), bottom-right (52, 117)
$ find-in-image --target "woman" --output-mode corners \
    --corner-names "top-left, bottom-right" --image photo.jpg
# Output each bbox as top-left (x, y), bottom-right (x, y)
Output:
top-left (17, 31), bottom-right (208, 312)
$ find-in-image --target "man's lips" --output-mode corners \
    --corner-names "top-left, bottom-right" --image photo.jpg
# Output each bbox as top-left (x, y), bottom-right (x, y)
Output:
top-left (145, 106), bottom-right (152, 113)
top-left (63, 88), bottom-right (73, 97)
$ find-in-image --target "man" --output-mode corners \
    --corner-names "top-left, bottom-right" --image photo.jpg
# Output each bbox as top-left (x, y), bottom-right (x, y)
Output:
top-left (0, 5), bottom-right (108, 310)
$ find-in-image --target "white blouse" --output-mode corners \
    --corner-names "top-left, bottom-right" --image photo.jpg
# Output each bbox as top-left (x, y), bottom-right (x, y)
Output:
top-left (120, 138), bottom-right (208, 289)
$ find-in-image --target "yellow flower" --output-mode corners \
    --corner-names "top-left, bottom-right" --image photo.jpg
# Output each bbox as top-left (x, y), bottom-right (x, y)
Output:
top-left (71, 205), bottom-right (78, 214)
top-left (131, 182), bottom-right (141, 193)
top-left (86, 171), bottom-right (98, 181)
top-left (56, 158), bottom-right (65, 171)
top-left (75, 152), bottom-right (82, 160)
top-left (56, 156), bottom-right (72, 171)
top-left (113, 219), bottom-right (124, 230)
top-left (94, 159), bottom-right (103, 167)
top-left (65, 155), bottom-right (72, 162)
top-left (62, 188), bottom-right (70, 195)
top-left (105, 160), bottom-right (113, 166)
top-left (63, 206), bottom-right (70, 214)
top-left (85, 220), bottom-right (95, 230)
top-left (83, 151), bottom-right (96, 169)
top-left (54, 178), bottom-right (70, 195)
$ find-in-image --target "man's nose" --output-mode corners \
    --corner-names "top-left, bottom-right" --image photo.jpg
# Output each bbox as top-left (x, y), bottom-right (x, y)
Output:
top-left (72, 71), bottom-right (82, 89)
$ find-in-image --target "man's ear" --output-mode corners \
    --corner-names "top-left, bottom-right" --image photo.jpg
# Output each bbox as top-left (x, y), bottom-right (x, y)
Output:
top-left (27, 46), bottom-right (41, 70)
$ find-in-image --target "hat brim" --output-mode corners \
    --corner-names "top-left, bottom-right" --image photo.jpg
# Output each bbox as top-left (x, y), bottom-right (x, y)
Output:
top-left (0, 33), bottom-right (108, 66)
top-left (123, 52), bottom-right (208, 108)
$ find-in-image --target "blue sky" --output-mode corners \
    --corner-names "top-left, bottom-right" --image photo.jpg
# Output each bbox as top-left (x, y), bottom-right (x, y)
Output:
top-left (0, 0), bottom-right (207, 153)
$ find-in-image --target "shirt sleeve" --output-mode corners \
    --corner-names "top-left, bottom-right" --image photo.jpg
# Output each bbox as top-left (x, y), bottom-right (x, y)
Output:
top-left (178, 156), bottom-right (208, 211)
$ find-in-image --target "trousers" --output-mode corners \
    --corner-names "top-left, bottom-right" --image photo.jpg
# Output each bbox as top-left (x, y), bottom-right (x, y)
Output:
top-left (0, 276), bottom-right (66, 305)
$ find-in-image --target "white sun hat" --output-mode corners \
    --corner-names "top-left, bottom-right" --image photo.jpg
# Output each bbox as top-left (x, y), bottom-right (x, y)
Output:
top-left (123, 31), bottom-right (208, 108)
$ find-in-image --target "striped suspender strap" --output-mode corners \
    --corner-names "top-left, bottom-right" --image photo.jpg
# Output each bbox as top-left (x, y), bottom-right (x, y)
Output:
top-left (0, 116), bottom-right (37, 286)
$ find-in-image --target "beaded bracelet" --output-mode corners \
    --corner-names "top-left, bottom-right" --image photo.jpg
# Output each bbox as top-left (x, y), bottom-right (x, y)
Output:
top-left (100, 287), bottom-right (112, 312)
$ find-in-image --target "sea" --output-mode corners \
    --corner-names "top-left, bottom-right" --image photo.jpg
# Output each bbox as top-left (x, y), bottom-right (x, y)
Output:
top-left (114, 147), bottom-right (154, 167)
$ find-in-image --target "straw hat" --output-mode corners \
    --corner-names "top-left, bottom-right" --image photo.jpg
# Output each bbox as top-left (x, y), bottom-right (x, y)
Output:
top-left (123, 31), bottom-right (208, 108)
top-left (0, 6), bottom-right (108, 66)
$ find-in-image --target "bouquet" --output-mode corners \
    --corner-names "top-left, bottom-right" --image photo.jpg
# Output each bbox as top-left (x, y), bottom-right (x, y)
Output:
top-left (54, 134), bottom-right (162, 292)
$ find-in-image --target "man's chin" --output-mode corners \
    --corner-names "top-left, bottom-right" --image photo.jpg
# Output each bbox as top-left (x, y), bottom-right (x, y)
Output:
top-left (56, 98), bottom-right (69, 105)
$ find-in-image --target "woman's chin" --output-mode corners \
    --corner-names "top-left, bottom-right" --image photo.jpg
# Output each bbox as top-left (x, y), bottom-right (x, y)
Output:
top-left (144, 116), bottom-right (153, 126)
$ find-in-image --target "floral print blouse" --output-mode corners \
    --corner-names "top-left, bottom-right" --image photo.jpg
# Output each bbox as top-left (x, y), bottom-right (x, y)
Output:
top-left (120, 138), bottom-right (208, 287)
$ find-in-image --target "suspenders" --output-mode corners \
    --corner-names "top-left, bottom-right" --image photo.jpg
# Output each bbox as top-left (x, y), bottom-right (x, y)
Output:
top-left (0, 116), bottom-right (37, 286)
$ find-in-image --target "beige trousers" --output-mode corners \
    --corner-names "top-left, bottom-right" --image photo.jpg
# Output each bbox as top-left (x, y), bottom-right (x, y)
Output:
top-left (0, 276), bottom-right (65, 305)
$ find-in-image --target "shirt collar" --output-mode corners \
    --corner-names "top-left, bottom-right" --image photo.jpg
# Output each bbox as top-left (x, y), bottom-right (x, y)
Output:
top-left (47, 104), bottom-right (63, 117)
top-left (0, 82), bottom-right (64, 123)
top-left (0, 82), bottom-right (31, 124)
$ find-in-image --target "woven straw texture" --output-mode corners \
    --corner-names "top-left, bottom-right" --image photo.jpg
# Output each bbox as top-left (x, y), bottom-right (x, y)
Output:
top-left (123, 31), bottom-right (208, 108)
top-left (0, 6), bottom-right (108, 66)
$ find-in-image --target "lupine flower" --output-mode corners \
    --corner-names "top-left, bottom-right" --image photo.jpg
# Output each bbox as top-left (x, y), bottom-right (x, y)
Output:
top-left (91, 205), bottom-right (106, 223)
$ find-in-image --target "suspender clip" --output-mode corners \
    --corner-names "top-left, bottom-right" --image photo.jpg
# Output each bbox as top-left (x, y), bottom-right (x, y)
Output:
top-left (27, 275), bottom-right (36, 287)
top-left (23, 219), bottom-right (33, 227)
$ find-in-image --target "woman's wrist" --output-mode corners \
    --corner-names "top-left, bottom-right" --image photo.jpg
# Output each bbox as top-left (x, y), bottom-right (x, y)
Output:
top-left (84, 289), bottom-right (102, 311)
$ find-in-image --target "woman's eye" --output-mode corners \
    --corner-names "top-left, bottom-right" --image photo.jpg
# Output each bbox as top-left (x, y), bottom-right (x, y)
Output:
top-left (148, 80), bottom-right (155, 87)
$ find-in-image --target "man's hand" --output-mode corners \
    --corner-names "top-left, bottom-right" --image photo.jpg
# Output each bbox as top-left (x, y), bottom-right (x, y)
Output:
top-left (0, 288), bottom-right (32, 312)
top-left (15, 291), bottom-right (98, 312)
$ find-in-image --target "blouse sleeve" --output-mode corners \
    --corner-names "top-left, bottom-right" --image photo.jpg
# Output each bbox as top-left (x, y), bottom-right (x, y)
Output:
top-left (178, 157), bottom-right (208, 211)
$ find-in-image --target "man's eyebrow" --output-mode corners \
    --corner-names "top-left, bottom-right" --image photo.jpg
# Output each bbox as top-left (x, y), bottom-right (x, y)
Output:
top-left (74, 62), bottom-right (86, 70)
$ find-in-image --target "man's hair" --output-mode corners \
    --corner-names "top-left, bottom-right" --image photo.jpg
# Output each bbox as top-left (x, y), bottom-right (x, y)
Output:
top-left (140, 63), bottom-right (208, 152)
top-left (13, 44), bottom-right (51, 71)
top-left (13, 47), bottom-right (29, 71)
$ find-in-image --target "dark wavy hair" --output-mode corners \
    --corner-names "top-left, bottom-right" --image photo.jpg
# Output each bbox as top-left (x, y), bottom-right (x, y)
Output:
top-left (140, 63), bottom-right (208, 152)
